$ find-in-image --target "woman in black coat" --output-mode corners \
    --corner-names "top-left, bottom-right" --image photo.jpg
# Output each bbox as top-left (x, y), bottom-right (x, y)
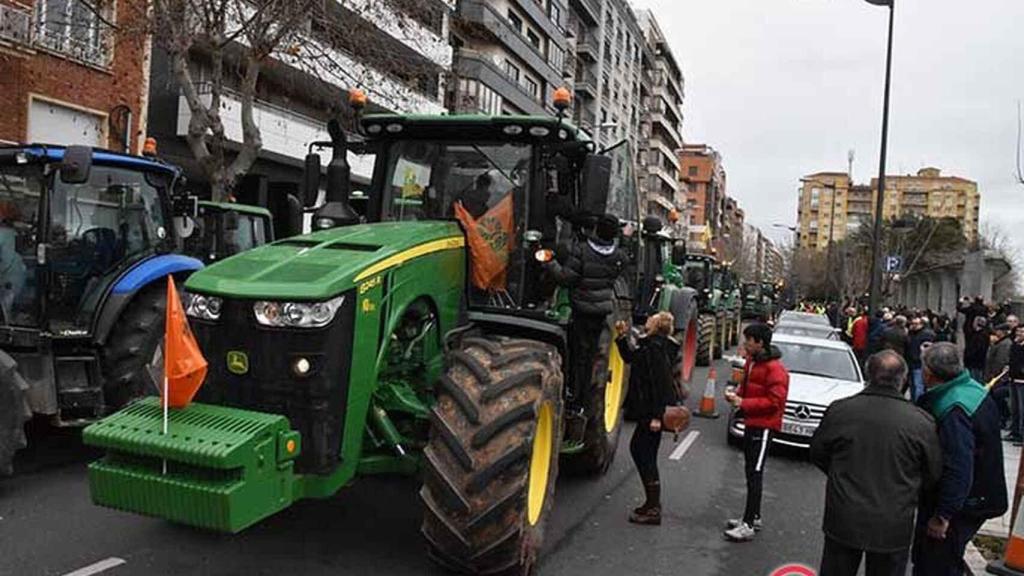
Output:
top-left (615, 312), bottom-right (682, 525)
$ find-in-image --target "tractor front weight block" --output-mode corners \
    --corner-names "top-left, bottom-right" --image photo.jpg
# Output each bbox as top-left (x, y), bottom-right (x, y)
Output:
top-left (83, 397), bottom-right (301, 533)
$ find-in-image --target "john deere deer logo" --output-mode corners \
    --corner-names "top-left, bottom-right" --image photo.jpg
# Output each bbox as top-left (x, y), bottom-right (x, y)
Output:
top-left (226, 351), bottom-right (249, 375)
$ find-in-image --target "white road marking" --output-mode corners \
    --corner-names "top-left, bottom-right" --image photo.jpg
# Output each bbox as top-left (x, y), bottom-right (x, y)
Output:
top-left (61, 557), bottom-right (126, 576)
top-left (669, 430), bottom-right (701, 461)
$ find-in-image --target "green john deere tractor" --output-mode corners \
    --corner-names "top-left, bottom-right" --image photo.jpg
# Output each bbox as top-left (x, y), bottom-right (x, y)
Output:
top-left (741, 282), bottom-right (777, 321)
top-left (83, 113), bottom-right (695, 574)
top-left (636, 218), bottom-right (699, 383)
top-left (682, 253), bottom-right (725, 366)
top-left (715, 264), bottom-right (742, 348)
top-left (185, 201), bottom-right (276, 264)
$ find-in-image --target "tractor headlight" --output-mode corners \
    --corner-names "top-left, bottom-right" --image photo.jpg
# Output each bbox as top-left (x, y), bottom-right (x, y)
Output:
top-left (183, 291), bottom-right (223, 321)
top-left (253, 295), bottom-right (345, 328)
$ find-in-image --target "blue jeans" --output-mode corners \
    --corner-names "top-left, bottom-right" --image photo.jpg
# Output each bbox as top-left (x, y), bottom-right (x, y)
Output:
top-left (910, 369), bottom-right (924, 402)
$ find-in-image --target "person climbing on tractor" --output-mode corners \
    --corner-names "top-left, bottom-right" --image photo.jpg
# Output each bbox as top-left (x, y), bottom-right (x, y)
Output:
top-left (545, 213), bottom-right (628, 417)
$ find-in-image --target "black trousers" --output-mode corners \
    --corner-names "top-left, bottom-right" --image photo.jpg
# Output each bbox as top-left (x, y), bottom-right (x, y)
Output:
top-left (569, 313), bottom-right (606, 406)
top-left (743, 427), bottom-right (772, 524)
top-left (820, 537), bottom-right (908, 576)
top-left (630, 422), bottom-right (662, 485)
top-left (911, 515), bottom-right (985, 576)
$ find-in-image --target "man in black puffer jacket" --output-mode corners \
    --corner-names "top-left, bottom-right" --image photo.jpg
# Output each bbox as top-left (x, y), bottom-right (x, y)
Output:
top-left (546, 214), bottom-right (627, 412)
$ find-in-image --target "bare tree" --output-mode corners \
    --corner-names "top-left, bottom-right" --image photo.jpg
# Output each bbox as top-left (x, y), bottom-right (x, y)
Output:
top-left (109, 0), bottom-right (440, 201)
top-left (979, 221), bottom-right (1022, 300)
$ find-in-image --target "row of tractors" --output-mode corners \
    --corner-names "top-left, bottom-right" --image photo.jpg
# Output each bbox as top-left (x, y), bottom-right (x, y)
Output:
top-left (2, 102), bottom-right (754, 575)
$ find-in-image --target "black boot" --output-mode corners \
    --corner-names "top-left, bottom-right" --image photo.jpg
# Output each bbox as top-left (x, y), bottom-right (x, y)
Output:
top-left (630, 482), bottom-right (661, 525)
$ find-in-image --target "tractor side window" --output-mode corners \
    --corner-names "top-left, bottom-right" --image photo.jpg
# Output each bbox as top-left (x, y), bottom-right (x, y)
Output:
top-left (0, 164), bottom-right (42, 326)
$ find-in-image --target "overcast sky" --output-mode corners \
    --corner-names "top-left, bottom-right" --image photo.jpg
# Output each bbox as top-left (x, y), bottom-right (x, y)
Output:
top-left (632, 0), bottom-right (1024, 251)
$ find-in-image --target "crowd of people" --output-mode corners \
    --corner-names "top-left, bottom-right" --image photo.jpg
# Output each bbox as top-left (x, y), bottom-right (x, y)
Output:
top-left (615, 294), bottom-right (1015, 576)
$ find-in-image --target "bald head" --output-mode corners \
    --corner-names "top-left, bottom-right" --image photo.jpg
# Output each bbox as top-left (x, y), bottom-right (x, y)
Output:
top-left (866, 350), bottom-right (908, 391)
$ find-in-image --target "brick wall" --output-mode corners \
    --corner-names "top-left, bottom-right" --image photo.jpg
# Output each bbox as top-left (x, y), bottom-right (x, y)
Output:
top-left (0, 0), bottom-right (149, 153)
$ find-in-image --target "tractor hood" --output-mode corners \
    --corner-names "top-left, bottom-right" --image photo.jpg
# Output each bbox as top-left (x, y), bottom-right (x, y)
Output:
top-left (184, 221), bottom-right (465, 300)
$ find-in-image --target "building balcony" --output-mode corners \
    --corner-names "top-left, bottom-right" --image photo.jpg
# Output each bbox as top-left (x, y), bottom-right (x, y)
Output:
top-left (0, 3), bottom-right (31, 46)
top-left (577, 33), bottom-right (598, 61)
top-left (571, 0), bottom-right (600, 26)
top-left (454, 50), bottom-right (547, 115)
top-left (341, 0), bottom-right (452, 69)
top-left (574, 69), bottom-right (598, 99)
top-left (648, 113), bottom-right (683, 149)
top-left (455, 0), bottom-right (564, 91)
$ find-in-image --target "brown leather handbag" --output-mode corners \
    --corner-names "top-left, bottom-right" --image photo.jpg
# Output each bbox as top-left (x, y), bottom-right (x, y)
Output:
top-left (662, 405), bottom-right (691, 441)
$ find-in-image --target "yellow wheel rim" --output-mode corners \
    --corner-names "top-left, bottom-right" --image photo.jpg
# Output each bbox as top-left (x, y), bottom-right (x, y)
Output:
top-left (527, 402), bottom-right (554, 526)
top-left (604, 343), bottom-right (626, 433)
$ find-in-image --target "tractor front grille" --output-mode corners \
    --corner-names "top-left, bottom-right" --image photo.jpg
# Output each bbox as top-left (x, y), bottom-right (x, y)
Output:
top-left (192, 291), bottom-right (355, 475)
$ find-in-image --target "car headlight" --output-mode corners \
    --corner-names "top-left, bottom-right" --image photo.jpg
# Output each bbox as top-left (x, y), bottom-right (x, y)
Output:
top-left (253, 295), bottom-right (345, 328)
top-left (183, 291), bottom-right (223, 321)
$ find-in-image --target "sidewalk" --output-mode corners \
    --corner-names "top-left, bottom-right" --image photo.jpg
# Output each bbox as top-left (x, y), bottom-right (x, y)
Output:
top-left (979, 442), bottom-right (1021, 538)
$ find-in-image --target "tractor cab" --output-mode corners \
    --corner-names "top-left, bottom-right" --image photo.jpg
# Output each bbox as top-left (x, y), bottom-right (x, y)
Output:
top-left (683, 253), bottom-right (718, 304)
top-left (303, 114), bottom-right (641, 317)
top-left (0, 145), bottom-right (185, 335)
top-left (636, 216), bottom-right (685, 318)
top-left (185, 201), bottom-right (274, 264)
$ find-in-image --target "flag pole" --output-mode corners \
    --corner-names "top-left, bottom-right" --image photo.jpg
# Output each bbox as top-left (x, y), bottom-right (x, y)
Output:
top-left (162, 374), bottom-right (169, 475)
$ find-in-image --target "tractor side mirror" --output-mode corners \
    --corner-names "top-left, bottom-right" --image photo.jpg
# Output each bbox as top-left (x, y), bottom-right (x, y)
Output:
top-left (579, 154), bottom-right (611, 216)
top-left (60, 146), bottom-right (92, 184)
top-left (671, 241), bottom-right (687, 266)
top-left (283, 193), bottom-right (304, 238)
top-left (302, 153), bottom-right (322, 208)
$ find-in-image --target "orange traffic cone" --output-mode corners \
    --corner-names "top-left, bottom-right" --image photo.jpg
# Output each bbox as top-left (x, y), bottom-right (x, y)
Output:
top-left (695, 367), bottom-right (720, 419)
top-left (988, 445), bottom-right (1024, 575)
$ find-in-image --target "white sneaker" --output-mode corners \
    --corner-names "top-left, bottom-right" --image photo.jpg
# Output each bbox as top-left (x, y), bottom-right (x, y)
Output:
top-left (724, 522), bottom-right (757, 542)
top-left (725, 518), bottom-right (762, 531)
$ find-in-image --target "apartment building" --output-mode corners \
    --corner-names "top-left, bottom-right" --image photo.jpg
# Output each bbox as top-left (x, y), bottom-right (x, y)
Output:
top-left (0, 0), bottom-right (150, 153)
top-left (635, 9), bottom-right (685, 232)
top-left (449, 0), bottom-right (572, 116)
top-left (146, 0), bottom-right (453, 203)
top-left (679, 143), bottom-right (726, 252)
top-left (569, 0), bottom-right (644, 151)
top-left (797, 167), bottom-right (980, 251)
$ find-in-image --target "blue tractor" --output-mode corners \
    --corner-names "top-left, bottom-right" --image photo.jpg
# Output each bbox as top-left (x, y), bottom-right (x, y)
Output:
top-left (0, 144), bottom-right (278, 475)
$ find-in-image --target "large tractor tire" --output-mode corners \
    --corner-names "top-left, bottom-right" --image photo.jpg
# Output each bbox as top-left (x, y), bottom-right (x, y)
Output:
top-left (0, 353), bottom-right (31, 476)
top-left (695, 314), bottom-right (716, 367)
top-left (422, 335), bottom-right (564, 576)
top-left (561, 300), bottom-right (630, 476)
top-left (101, 282), bottom-right (167, 410)
top-left (731, 311), bottom-right (742, 347)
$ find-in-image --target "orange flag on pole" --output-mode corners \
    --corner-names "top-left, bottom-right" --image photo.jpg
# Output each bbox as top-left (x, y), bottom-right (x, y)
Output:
top-left (162, 276), bottom-right (207, 409)
top-left (454, 194), bottom-right (514, 291)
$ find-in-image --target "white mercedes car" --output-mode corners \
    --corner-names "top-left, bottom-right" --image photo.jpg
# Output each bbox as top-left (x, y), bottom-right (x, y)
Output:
top-left (727, 334), bottom-right (864, 449)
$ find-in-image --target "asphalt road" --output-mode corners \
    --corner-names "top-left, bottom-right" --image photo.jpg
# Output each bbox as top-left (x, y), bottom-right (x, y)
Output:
top-left (0, 351), bottom-right (828, 576)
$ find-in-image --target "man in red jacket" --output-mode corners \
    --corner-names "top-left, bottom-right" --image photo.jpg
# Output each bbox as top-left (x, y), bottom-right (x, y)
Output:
top-left (851, 308), bottom-right (870, 366)
top-left (724, 322), bottom-right (790, 542)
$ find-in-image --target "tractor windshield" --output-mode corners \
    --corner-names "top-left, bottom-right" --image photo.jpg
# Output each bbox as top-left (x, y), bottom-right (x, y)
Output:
top-left (48, 165), bottom-right (169, 330)
top-left (380, 140), bottom-right (531, 307)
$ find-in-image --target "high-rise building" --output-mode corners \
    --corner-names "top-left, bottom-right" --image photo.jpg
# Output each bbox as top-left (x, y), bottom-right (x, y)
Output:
top-left (449, 0), bottom-right (573, 116)
top-left (635, 9), bottom-right (685, 232)
top-left (796, 168), bottom-right (980, 251)
top-left (569, 0), bottom-right (644, 151)
top-left (679, 143), bottom-right (727, 252)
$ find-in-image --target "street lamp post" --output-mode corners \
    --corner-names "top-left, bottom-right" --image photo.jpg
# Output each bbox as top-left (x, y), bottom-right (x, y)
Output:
top-left (866, 0), bottom-right (896, 314)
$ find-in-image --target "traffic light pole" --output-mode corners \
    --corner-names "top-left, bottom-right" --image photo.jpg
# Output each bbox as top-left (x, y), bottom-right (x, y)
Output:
top-left (868, 1), bottom-right (895, 315)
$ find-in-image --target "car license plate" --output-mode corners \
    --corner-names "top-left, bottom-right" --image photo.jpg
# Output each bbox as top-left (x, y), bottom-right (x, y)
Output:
top-left (782, 421), bottom-right (814, 437)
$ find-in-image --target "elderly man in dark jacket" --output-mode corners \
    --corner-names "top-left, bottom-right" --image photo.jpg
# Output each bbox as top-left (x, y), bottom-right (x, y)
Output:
top-left (913, 343), bottom-right (1008, 576)
top-left (811, 351), bottom-right (942, 576)
top-left (546, 214), bottom-right (627, 414)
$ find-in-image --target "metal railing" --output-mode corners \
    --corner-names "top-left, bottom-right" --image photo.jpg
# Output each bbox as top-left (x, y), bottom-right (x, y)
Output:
top-left (0, 4), bottom-right (32, 45)
top-left (35, 28), bottom-right (111, 68)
